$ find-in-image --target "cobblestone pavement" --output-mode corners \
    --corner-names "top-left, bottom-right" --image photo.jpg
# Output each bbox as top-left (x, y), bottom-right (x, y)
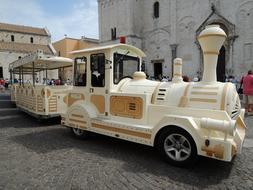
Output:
top-left (0, 91), bottom-right (253, 190)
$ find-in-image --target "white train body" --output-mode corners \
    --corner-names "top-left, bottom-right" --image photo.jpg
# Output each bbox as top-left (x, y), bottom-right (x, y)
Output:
top-left (61, 25), bottom-right (246, 165)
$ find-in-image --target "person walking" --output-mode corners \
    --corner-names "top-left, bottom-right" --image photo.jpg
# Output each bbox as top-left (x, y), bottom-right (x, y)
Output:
top-left (241, 70), bottom-right (253, 115)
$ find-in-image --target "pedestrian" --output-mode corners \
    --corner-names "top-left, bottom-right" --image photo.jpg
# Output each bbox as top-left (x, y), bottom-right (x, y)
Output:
top-left (66, 78), bottom-right (71, 85)
top-left (161, 76), bottom-right (168, 82)
top-left (193, 77), bottom-right (199, 82)
top-left (183, 75), bottom-right (190, 82)
top-left (228, 75), bottom-right (237, 88)
top-left (241, 70), bottom-right (253, 115)
top-left (4, 78), bottom-right (9, 89)
top-left (0, 78), bottom-right (5, 92)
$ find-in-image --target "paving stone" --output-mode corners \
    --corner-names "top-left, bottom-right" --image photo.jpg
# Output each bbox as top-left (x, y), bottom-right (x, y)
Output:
top-left (0, 93), bottom-right (253, 190)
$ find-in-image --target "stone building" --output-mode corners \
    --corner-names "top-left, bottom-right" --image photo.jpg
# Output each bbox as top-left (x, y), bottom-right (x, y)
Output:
top-left (0, 22), bottom-right (55, 79)
top-left (98, 0), bottom-right (253, 81)
top-left (53, 37), bottom-right (99, 81)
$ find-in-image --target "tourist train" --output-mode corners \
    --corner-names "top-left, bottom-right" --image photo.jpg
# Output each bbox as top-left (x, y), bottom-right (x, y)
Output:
top-left (60, 25), bottom-right (246, 166)
top-left (9, 25), bottom-right (246, 166)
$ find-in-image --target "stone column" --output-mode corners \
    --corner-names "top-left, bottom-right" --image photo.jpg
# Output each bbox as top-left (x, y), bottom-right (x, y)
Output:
top-left (228, 36), bottom-right (236, 75)
top-left (170, 0), bottom-right (177, 44)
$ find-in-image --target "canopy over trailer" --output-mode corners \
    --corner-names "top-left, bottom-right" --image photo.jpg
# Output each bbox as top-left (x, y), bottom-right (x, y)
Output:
top-left (9, 50), bottom-right (73, 119)
top-left (9, 50), bottom-right (73, 84)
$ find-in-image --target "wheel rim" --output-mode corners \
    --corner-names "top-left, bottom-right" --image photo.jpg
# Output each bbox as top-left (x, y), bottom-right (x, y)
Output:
top-left (73, 128), bottom-right (84, 136)
top-left (164, 133), bottom-right (191, 162)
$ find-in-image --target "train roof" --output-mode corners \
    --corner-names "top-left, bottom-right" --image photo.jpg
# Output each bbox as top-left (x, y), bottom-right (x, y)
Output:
top-left (9, 50), bottom-right (73, 74)
top-left (70, 43), bottom-right (146, 57)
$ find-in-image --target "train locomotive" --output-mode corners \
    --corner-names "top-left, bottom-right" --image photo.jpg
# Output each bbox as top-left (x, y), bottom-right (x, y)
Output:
top-left (61, 25), bottom-right (246, 166)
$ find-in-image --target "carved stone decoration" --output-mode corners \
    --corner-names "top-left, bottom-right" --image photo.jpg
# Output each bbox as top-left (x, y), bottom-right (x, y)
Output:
top-left (244, 43), bottom-right (253, 61)
top-left (209, 0), bottom-right (221, 12)
top-left (142, 28), bottom-right (171, 75)
top-left (178, 16), bottom-right (196, 39)
top-left (236, 1), bottom-right (253, 70)
top-left (195, 8), bottom-right (237, 78)
top-left (177, 16), bottom-right (196, 75)
top-left (237, 1), bottom-right (253, 35)
top-left (144, 28), bottom-right (171, 60)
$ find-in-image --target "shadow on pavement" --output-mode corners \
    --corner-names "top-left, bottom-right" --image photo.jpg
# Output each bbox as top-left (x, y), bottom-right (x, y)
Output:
top-left (0, 112), bottom-right (61, 128)
top-left (10, 128), bottom-right (233, 188)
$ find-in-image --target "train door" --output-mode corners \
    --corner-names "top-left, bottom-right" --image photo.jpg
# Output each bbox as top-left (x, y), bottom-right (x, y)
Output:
top-left (69, 57), bottom-right (89, 108)
top-left (89, 53), bottom-right (106, 116)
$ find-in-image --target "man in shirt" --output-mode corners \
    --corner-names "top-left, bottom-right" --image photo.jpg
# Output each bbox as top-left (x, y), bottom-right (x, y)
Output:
top-left (0, 78), bottom-right (5, 92)
top-left (241, 70), bottom-right (253, 114)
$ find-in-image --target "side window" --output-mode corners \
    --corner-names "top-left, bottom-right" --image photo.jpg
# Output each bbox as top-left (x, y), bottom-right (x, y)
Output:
top-left (90, 53), bottom-right (105, 87)
top-left (11, 35), bottom-right (15, 42)
top-left (74, 57), bottom-right (87, 86)
top-left (111, 27), bottom-right (117, 40)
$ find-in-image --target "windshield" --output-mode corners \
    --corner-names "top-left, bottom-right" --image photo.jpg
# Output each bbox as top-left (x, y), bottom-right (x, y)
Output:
top-left (113, 53), bottom-right (139, 84)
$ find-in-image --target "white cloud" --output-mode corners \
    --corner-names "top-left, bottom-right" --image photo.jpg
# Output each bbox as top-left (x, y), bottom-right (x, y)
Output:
top-left (0, 0), bottom-right (98, 41)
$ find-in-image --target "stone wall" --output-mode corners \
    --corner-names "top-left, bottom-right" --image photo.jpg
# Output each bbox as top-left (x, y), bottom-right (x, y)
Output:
top-left (0, 52), bottom-right (25, 79)
top-left (0, 27), bottom-right (54, 80)
top-left (0, 31), bottom-right (50, 45)
top-left (98, 0), bottom-right (253, 81)
top-left (0, 52), bottom-right (58, 81)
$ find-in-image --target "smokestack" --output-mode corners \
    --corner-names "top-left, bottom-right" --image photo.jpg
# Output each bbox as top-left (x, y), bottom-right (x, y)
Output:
top-left (172, 58), bottom-right (183, 83)
top-left (198, 25), bottom-right (227, 83)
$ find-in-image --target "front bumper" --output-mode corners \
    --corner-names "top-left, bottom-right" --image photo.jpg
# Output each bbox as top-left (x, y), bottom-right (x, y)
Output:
top-left (200, 115), bottom-right (246, 162)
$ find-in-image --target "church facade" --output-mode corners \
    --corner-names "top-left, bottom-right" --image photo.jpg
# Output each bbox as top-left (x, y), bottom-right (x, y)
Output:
top-left (0, 22), bottom-right (55, 80)
top-left (98, 0), bottom-right (253, 81)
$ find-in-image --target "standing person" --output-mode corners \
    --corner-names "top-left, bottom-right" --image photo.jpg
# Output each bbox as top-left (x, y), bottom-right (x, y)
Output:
top-left (0, 78), bottom-right (5, 92)
top-left (161, 76), bottom-right (168, 82)
top-left (66, 78), bottom-right (71, 85)
top-left (241, 70), bottom-right (253, 114)
top-left (183, 75), bottom-right (190, 82)
top-left (4, 78), bottom-right (9, 89)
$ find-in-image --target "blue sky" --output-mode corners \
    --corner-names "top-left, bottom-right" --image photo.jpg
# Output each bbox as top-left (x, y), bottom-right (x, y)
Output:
top-left (0, 0), bottom-right (98, 42)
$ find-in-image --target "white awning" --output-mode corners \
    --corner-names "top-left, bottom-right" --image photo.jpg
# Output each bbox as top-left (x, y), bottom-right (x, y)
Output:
top-left (9, 50), bottom-right (73, 74)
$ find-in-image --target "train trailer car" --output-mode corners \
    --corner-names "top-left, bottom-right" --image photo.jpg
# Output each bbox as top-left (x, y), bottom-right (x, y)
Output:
top-left (61, 25), bottom-right (246, 166)
top-left (9, 50), bottom-right (73, 119)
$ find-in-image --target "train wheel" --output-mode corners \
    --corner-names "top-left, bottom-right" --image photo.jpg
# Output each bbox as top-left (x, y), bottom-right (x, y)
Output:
top-left (71, 128), bottom-right (89, 139)
top-left (157, 127), bottom-right (197, 167)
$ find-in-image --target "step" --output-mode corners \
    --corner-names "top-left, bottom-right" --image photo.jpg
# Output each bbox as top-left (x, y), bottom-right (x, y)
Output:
top-left (91, 118), bottom-right (153, 133)
top-left (0, 101), bottom-right (16, 109)
top-left (0, 114), bottom-right (23, 121)
top-left (0, 96), bottom-right (11, 100)
top-left (0, 108), bottom-right (20, 116)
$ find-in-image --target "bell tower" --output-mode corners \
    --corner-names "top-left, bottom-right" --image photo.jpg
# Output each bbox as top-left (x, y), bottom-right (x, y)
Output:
top-left (98, 0), bottom-right (144, 48)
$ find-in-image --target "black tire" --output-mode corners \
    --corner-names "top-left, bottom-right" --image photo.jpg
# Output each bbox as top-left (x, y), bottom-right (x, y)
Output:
top-left (156, 126), bottom-right (198, 167)
top-left (71, 127), bottom-right (89, 139)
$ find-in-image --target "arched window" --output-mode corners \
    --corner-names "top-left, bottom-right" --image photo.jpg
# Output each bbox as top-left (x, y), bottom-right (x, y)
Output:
top-left (11, 35), bottom-right (15, 42)
top-left (111, 27), bottom-right (117, 40)
top-left (154, 2), bottom-right (159, 18)
top-left (30, 37), bottom-right (34, 43)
